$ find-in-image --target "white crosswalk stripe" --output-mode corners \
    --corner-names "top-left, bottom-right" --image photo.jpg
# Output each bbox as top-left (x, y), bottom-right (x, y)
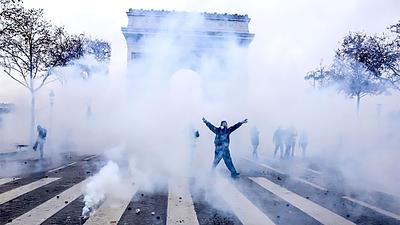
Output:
top-left (246, 157), bottom-right (400, 220)
top-left (291, 177), bottom-right (327, 191)
top-left (1, 171), bottom-right (397, 224)
top-left (343, 196), bottom-right (400, 221)
top-left (217, 177), bottom-right (276, 225)
top-left (167, 177), bottom-right (199, 225)
top-left (0, 177), bottom-right (60, 205)
top-left (250, 177), bottom-right (356, 225)
top-left (83, 155), bottom-right (98, 161)
top-left (48, 162), bottom-right (77, 173)
top-left (83, 182), bottom-right (138, 225)
top-left (306, 168), bottom-right (323, 175)
top-left (7, 179), bottom-right (88, 225)
top-left (0, 178), bottom-right (19, 186)
top-left (242, 157), bottom-right (327, 191)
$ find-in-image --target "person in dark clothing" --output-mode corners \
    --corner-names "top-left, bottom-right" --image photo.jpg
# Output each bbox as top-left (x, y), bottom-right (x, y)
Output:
top-left (188, 127), bottom-right (200, 163)
top-left (33, 125), bottom-right (47, 159)
top-left (202, 117), bottom-right (248, 178)
top-left (273, 127), bottom-right (284, 159)
top-left (250, 126), bottom-right (260, 160)
top-left (298, 132), bottom-right (308, 159)
top-left (283, 127), bottom-right (297, 159)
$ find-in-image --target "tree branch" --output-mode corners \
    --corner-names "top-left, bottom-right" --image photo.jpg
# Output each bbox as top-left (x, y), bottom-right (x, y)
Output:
top-left (3, 69), bottom-right (28, 88)
top-left (0, 46), bottom-right (30, 68)
top-left (33, 72), bottom-right (57, 92)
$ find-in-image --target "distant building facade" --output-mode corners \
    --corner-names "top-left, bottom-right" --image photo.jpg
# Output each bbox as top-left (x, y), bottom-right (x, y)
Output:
top-left (121, 9), bottom-right (254, 68)
top-left (0, 103), bottom-right (14, 114)
top-left (0, 103), bottom-right (14, 127)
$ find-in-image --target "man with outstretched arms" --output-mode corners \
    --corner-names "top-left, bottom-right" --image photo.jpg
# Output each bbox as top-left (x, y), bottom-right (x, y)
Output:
top-left (202, 117), bottom-right (248, 178)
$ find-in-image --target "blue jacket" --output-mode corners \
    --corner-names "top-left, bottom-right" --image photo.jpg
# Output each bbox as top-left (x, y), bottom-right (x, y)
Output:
top-left (38, 127), bottom-right (47, 139)
top-left (205, 121), bottom-right (243, 148)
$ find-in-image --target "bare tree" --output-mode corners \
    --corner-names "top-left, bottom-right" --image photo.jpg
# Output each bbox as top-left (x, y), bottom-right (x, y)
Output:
top-left (49, 32), bottom-right (111, 80)
top-left (306, 56), bottom-right (386, 115)
top-left (0, 6), bottom-right (60, 141)
top-left (306, 27), bottom-right (400, 115)
top-left (0, 2), bottom-right (111, 142)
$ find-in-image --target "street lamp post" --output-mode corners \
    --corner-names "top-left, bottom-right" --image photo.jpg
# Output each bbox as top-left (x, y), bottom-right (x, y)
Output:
top-left (376, 103), bottom-right (382, 116)
top-left (49, 90), bottom-right (55, 108)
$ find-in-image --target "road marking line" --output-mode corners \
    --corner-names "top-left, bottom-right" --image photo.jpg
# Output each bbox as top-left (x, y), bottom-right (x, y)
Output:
top-left (83, 155), bottom-right (98, 161)
top-left (167, 177), bottom-right (199, 225)
top-left (343, 196), bottom-right (400, 221)
top-left (292, 177), bottom-right (328, 192)
top-left (8, 179), bottom-right (88, 225)
top-left (245, 157), bottom-right (398, 220)
top-left (241, 157), bottom-right (285, 175)
top-left (306, 168), bottom-right (322, 175)
top-left (217, 178), bottom-right (276, 225)
top-left (0, 178), bottom-right (19, 186)
top-left (0, 177), bottom-right (60, 205)
top-left (362, 187), bottom-right (400, 200)
top-left (48, 162), bottom-right (77, 173)
top-left (250, 177), bottom-right (356, 225)
top-left (258, 154), bottom-right (323, 175)
top-left (304, 166), bottom-right (400, 200)
top-left (242, 157), bottom-right (326, 191)
top-left (84, 182), bottom-right (138, 225)
top-left (377, 190), bottom-right (400, 199)
top-left (250, 156), bottom-right (400, 218)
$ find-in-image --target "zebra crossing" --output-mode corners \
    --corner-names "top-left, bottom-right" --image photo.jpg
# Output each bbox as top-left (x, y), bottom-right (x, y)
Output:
top-left (0, 178), bottom-right (19, 186)
top-left (84, 182), bottom-right (138, 225)
top-left (216, 177), bottom-right (276, 225)
top-left (167, 177), bottom-right (199, 225)
top-left (250, 177), bottom-right (355, 225)
top-left (0, 177), bottom-right (60, 205)
top-left (0, 158), bottom-right (400, 225)
top-left (8, 180), bottom-right (88, 225)
top-left (244, 157), bottom-right (400, 222)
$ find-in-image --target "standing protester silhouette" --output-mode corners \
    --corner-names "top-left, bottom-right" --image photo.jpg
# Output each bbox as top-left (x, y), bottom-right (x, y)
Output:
top-left (189, 127), bottom-right (200, 163)
top-left (33, 125), bottom-right (47, 159)
top-left (284, 127), bottom-right (297, 159)
top-left (273, 127), bottom-right (284, 159)
top-left (250, 126), bottom-right (260, 160)
top-left (298, 132), bottom-right (308, 159)
top-left (203, 117), bottom-right (248, 178)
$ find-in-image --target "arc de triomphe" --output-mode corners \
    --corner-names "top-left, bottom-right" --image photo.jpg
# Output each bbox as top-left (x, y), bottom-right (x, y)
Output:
top-left (122, 9), bottom-right (254, 70)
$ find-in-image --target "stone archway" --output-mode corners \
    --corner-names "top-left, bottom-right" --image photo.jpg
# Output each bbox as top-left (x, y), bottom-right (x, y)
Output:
top-left (121, 9), bottom-right (254, 69)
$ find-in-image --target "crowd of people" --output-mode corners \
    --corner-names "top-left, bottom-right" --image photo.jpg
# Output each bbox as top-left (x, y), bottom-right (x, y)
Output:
top-left (272, 127), bottom-right (308, 159)
top-left (197, 118), bottom-right (310, 178)
top-left (32, 117), bottom-right (308, 180)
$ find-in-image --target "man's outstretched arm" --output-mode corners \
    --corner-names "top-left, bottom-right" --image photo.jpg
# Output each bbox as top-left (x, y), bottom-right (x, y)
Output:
top-left (202, 118), bottom-right (217, 134)
top-left (229, 119), bottom-right (248, 133)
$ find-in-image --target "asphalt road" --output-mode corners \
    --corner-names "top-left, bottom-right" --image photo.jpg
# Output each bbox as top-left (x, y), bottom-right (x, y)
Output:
top-left (0, 154), bottom-right (399, 225)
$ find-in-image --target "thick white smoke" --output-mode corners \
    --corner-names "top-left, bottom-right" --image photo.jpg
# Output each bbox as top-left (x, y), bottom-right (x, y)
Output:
top-left (0, 0), bottom-right (399, 216)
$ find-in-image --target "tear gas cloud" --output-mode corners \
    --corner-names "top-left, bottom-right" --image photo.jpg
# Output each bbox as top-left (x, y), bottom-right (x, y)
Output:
top-left (0, 0), bottom-right (400, 211)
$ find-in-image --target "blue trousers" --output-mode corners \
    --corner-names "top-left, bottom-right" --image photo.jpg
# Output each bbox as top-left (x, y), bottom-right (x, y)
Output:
top-left (212, 147), bottom-right (238, 175)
